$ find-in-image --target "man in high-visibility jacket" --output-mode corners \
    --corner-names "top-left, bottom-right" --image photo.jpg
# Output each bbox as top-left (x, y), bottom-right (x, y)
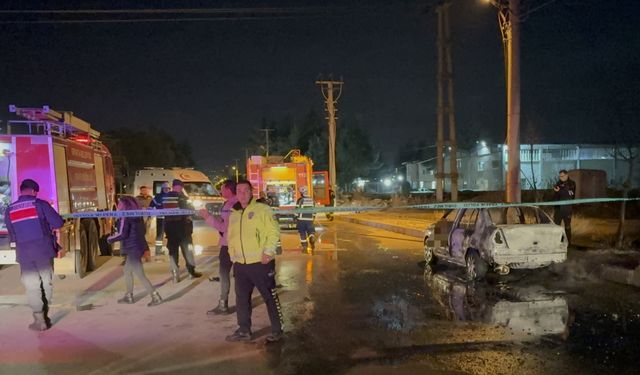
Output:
top-left (225, 179), bottom-right (283, 343)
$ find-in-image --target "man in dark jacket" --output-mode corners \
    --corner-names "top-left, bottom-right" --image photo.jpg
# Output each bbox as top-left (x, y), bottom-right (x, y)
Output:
top-left (163, 179), bottom-right (201, 282)
top-left (4, 179), bottom-right (64, 331)
top-left (553, 170), bottom-right (576, 245)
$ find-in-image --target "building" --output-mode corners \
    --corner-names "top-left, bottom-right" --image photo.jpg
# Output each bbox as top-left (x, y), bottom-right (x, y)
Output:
top-left (403, 143), bottom-right (640, 192)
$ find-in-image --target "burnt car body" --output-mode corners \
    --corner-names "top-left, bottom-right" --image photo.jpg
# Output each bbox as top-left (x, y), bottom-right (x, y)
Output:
top-left (423, 206), bottom-right (568, 279)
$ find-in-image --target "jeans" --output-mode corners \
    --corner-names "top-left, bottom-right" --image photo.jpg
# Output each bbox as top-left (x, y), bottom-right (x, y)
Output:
top-left (20, 258), bottom-right (54, 313)
top-left (219, 246), bottom-right (233, 300)
top-left (124, 255), bottom-right (155, 295)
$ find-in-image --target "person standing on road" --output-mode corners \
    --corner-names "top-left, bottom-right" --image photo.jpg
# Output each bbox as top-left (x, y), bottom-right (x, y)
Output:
top-left (296, 186), bottom-right (316, 253)
top-left (198, 179), bottom-right (238, 315)
top-left (150, 182), bottom-right (171, 255)
top-left (135, 185), bottom-right (153, 261)
top-left (163, 179), bottom-right (202, 282)
top-left (553, 169), bottom-right (576, 245)
top-left (4, 179), bottom-right (64, 331)
top-left (108, 196), bottom-right (163, 307)
top-left (225, 179), bottom-right (283, 343)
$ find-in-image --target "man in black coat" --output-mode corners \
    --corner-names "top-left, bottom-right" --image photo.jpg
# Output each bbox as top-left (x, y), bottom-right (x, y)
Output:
top-left (553, 170), bottom-right (576, 245)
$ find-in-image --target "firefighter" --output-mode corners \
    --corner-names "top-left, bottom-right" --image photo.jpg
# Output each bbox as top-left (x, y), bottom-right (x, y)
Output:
top-left (163, 179), bottom-right (202, 282)
top-left (296, 185), bottom-right (316, 253)
top-left (4, 179), bottom-right (64, 331)
top-left (225, 179), bottom-right (283, 343)
top-left (198, 179), bottom-right (238, 315)
top-left (150, 182), bottom-right (171, 255)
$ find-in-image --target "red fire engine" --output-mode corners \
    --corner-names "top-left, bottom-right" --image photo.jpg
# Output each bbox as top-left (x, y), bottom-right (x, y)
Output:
top-left (0, 106), bottom-right (116, 277)
top-left (246, 149), bottom-right (330, 227)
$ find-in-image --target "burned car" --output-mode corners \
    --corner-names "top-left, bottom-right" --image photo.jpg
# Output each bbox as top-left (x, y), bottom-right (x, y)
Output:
top-left (423, 206), bottom-right (568, 279)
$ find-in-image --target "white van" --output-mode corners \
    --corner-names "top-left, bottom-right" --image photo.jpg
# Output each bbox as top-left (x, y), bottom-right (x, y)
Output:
top-left (133, 168), bottom-right (224, 213)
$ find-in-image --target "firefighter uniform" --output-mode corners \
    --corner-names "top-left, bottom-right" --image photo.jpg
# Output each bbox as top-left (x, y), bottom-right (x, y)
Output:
top-left (150, 183), bottom-right (171, 255)
top-left (162, 181), bottom-right (200, 281)
top-left (4, 179), bottom-right (64, 331)
top-left (296, 186), bottom-right (316, 253)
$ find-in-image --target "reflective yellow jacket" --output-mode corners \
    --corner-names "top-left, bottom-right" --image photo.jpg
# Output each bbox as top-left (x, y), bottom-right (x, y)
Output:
top-left (227, 199), bottom-right (280, 264)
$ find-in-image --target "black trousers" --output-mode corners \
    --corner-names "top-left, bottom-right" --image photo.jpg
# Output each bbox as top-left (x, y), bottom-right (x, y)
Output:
top-left (554, 207), bottom-right (572, 244)
top-left (234, 261), bottom-right (282, 334)
top-left (167, 236), bottom-right (196, 274)
top-left (218, 246), bottom-right (232, 300)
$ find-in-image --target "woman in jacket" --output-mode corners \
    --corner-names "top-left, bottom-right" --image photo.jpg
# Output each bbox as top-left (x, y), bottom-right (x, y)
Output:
top-left (108, 196), bottom-right (162, 307)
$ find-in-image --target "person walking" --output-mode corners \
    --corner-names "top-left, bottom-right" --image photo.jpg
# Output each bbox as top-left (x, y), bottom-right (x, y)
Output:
top-left (296, 186), bottom-right (316, 253)
top-left (198, 179), bottom-right (238, 315)
top-left (135, 185), bottom-right (153, 261)
top-left (553, 169), bottom-right (576, 245)
top-left (163, 179), bottom-right (202, 282)
top-left (4, 179), bottom-right (64, 331)
top-left (150, 182), bottom-right (171, 255)
top-left (108, 196), bottom-right (163, 307)
top-left (225, 179), bottom-right (283, 343)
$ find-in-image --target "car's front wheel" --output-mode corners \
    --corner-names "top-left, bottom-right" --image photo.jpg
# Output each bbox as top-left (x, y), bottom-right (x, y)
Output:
top-left (465, 249), bottom-right (487, 281)
top-left (424, 238), bottom-right (437, 265)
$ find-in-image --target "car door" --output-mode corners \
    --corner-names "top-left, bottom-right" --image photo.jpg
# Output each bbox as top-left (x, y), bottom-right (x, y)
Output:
top-left (431, 210), bottom-right (458, 258)
top-left (449, 209), bottom-right (478, 260)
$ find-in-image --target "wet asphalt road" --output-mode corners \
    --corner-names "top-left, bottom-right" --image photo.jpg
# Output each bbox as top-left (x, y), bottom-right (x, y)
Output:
top-left (272, 221), bottom-right (640, 375)
top-left (1, 220), bottom-right (640, 374)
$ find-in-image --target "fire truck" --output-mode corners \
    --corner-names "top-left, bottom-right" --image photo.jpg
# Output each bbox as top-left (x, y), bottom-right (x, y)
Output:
top-left (0, 106), bottom-right (116, 277)
top-left (246, 149), bottom-right (330, 228)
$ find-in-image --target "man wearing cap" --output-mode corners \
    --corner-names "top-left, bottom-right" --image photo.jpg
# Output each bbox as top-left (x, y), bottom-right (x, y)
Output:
top-left (4, 179), bottom-right (64, 331)
top-left (296, 185), bottom-right (316, 253)
top-left (163, 179), bottom-right (202, 282)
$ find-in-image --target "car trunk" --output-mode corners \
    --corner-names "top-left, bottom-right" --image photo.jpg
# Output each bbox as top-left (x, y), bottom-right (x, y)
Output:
top-left (498, 224), bottom-right (566, 254)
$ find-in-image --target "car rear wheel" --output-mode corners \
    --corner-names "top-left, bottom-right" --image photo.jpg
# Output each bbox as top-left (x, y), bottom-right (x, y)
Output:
top-left (424, 238), bottom-right (437, 265)
top-left (465, 249), bottom-right (487, 281)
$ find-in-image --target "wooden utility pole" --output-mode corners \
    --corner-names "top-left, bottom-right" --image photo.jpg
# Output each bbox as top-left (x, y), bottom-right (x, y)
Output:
top-left (259, 128), bottom-right (274, 157)
top-left (435, 1), bottom-right (458, 202)
top-left (316, 79), bottom-right (344, 191)
top-left (503, 0), bottom-right (521, 203)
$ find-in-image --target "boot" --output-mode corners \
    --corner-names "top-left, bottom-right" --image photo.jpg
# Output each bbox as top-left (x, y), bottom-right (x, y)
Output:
top-left (147, 291), bottom-right (163, 307)
top-left (308, 234), bottom-right (316, 251)
top-left (117, 293), bottom-right (134, 304)
top-left (172, 270), bottom-right (180, 283)
top-left (28, 312), bottom-right (50, 331)
top-left (189, 270), bottom-right (202, 279)
top-left (206, 300), bottom-right (229, 315)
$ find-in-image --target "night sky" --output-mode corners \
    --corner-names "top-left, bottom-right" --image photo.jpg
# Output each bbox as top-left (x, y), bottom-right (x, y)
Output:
top-left (1, 0), bottom-right (638, 170)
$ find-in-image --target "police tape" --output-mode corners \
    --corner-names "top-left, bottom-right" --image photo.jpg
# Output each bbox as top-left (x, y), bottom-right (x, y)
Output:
top-left (61, 197), bottom-right (640, 219)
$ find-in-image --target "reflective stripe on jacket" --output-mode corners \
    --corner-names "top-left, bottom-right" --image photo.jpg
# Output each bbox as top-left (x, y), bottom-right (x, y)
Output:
top-left (227, 199), bottom-right (280, 264)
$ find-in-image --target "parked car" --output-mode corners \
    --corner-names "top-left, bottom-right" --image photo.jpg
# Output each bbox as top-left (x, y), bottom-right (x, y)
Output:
top-left (423, 205), bottom-right (568, 280)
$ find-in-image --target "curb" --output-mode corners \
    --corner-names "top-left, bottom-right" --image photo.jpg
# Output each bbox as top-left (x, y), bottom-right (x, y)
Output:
top-left (337, 216), bottom-right (424, 239)
top-left (601, 265), bottom-right (640, 288)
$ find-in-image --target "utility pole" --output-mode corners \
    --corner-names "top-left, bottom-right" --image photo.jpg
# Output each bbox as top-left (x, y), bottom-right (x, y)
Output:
top-left (259, 128), bottom-right (274, 157)
top-left (486, 0), bottom-right (521, 203)
top-left (316, 79), bottom-right (344, 192)
top-left (435, 1), bottom-right (458, 202)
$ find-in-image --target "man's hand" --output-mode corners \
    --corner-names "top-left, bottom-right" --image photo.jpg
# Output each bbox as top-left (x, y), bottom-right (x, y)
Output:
top-left (57, 248), bottom-right (68, 258)
top-left (261, 253), bottom-right (273, 264)
top-left (197, 208), bottom-right (210, 219)
top-left (553, 186), bottom-right (560, 192)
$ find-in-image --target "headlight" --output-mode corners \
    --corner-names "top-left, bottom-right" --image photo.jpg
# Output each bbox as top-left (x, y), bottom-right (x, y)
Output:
top-left (190, 199), bottom-right (204, 209)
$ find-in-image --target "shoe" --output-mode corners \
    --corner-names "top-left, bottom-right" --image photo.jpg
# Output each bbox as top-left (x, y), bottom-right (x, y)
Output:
top-left (225, 329), bottom-right (252, 342)
top-left (117, 293), bottom-right (134, 304)
top-left (265, 330), bottom-right (283, 343)
top-left (206, 300), bottom-right (229, 315)
top-left (147, 291), bottom-right (163, 307)
top-left (189, 271), bottom-right (202, 279)
top-left (171, 270), bottom-right (180, 283)
top-left (209, 276), bottom-right (220, 282)
top-left (308, 235), bottom-right (316, 250)
top-left (28, 312), bottom-right (50, 331)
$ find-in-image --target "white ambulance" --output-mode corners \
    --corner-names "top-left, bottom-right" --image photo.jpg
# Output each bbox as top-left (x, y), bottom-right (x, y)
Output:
top-left (132, 168), bottom-right (224, 213)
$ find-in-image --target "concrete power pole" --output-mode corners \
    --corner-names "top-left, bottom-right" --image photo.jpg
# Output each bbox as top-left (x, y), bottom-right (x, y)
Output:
top-left (316, 79), bottom-right (344, 191)
top-left (435, 1), bottom-right (459, 202)
top-left (259, 128), bottom-right (274, 157)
